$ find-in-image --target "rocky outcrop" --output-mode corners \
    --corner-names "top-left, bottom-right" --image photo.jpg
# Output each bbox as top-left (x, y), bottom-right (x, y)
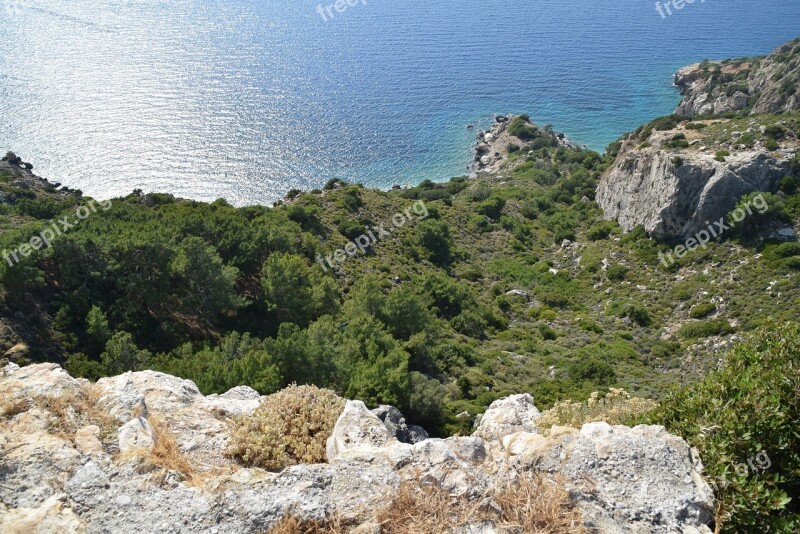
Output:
top-left (0, 363), bottom-right (715, 533)
top-left (675, 38), bottom-right (800, 117)
top-left (469, 114), bottom-right (579, 175)
top-left (598, 140), bottom-right (792, 240)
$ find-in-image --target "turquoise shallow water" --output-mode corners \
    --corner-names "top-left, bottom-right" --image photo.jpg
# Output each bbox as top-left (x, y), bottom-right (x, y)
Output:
top-left (1, 0), bottom-right (799, 205)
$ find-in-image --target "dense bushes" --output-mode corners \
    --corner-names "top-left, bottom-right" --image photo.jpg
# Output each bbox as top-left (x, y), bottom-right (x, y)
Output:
top-left (647, 324), bottom-right (800, 532)
top-left (678, 318), bottom-right (734, 339)
top-left (507, 115), bottom-right (540, 141)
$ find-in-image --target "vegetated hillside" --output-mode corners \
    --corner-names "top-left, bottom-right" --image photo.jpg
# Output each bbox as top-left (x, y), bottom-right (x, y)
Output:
top-left (675, 37), bottom-right (800, 116)
top-left (2, 113), bottom-right (799, 436)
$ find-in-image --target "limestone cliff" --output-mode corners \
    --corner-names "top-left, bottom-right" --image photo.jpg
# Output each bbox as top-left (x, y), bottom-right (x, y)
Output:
top-left (597, 122), bottom-right (795, 240)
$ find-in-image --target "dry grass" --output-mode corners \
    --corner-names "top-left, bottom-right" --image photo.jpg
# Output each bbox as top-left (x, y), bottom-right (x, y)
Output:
top-left (492, 474), bottom-right (586, 533)
top-left (263, 474), bottom-right (584, 533)
top-left (0, 394), bottom-right (30, 419)
top-left (535, 388), bottom-right (658, 436)
top-left (265, 513), bottom-right (348, 534)
top-left (377, 474), bottom-right (585, 534)
top-left (145, 415), bottom-right (197, 483)
top-left (33, 384), bottom-right (118, 443)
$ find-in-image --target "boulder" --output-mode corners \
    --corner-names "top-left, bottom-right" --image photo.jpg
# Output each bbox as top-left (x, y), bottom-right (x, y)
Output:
top-left (0, 494), bottom-right (85, 534)
top-left (472, 393), bottom-right (541, 442)
top-left (371, 404), bottom-right (429, 444)
top-left (95, 370), bottom-right (203, 421)
top-left (201, 385), bottom-right (262, 416)
top-left (74, 425), bottom-right (104, 456)
top-left (0, 363), bottom-right (715, 533)
top-left (327, 400), bottom-right (397, 462)
top-left (524, 422), bottom-right (715, 533)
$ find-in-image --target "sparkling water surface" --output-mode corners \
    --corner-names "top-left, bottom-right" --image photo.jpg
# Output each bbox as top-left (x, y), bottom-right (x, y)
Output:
top-left (1, 0), bottom-right (799, 205)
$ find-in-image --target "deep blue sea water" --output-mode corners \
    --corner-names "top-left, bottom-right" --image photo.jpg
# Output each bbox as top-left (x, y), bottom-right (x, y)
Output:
top-left (1, 0), bottom-right (799, 205)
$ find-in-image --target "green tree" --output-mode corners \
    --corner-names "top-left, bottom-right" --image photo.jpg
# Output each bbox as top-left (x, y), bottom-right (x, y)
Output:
top-left (414, 219), bottom-right (454, 265)
top-left (101, 331), bottom-right (151, 374)
top-left (261, 252), bottom-right (339, 327)
top-left (169, 237), bottom-right (247, 327)
top-left (85, 305), bottom-right (111, 356)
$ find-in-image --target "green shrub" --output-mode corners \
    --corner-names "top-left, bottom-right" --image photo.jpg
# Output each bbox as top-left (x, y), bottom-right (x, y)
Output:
top-left (780, 176), bottom-right (798, 194)
top-left (226, 384), bottom-right (345, 470)
top-left (578, 318), bottom-right (603, 334)
top-left (645, 324), bottom-right (800, 532)
top-left (323, 178), bottom-right (347, 190)
top-left (507, 116), bottom-right (540, 141)
top-left (784, 256), bottom-right (800, 270)
top-left (569, 356), bottom-right (616, 385)
top-left (768, 242), bottom-right (800, 259)
top-left (686, 122), bottom-right (707, 130)
top-left (606, 264), bottom-right (628, 281)
top-left (678, 319), bottom-right (734, 339)
top-left (666, 133), bottom-right (689, 149)
top-left (764, 138), bottom-right (779, 151)
top-left (477, 197), bottom-right (506, 220)
top-left (538, 324), bottom-right (558, 340)
top-left (689, 302), bottom-right (717, 319)
top-left (609, 301), bottom-right (650, 326)
top-left (763, 124), bottom-right (785, 139)
top-left (587, 220), bottom-right (616, 241)
top-left (507, 143), bottom-right (520, 153)
top-left (715, 150), bottom-right (731, 162)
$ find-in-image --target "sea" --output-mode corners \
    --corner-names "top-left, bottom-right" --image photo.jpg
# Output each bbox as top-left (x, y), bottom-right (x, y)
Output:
top-left (1, 0), bottom-right (799, 205)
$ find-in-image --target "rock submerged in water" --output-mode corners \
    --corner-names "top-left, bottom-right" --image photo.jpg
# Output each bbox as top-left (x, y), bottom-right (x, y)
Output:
top-left (0, 362), bottom-right (715, 533)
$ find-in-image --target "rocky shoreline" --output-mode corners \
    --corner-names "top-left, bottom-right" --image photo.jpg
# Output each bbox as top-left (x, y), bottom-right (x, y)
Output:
top-left (469, 114), bottom-right (582, 176)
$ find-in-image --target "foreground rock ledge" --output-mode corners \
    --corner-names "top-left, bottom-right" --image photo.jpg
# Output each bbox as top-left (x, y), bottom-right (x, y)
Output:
top-left (0, 363), bottom-right (714, 533)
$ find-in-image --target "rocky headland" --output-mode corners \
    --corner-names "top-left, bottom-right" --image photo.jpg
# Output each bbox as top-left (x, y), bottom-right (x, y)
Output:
top-left (675, 38), bottom-right (800, 117)
top-left (598, 38), bottom-right (800, 241)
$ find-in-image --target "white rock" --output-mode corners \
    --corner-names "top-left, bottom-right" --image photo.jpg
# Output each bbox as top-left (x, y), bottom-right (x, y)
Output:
top-left (118, 417), bottom-right (155, 453)
top-left (326, 400), bottom-right (396, 462)
top-left (473, 394), bottom-right (541, 442)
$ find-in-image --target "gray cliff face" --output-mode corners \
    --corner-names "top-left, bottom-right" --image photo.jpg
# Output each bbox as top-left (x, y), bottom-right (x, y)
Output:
top-left (597, 141), bottom-right (791, 241)
top-left (675, 38), bottom-right (800, 117)
top-left (0, 363), bottom-right (715, 533)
